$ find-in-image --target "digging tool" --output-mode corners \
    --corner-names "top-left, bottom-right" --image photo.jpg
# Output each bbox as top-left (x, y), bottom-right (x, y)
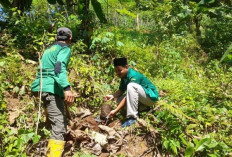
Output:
top-left (104, 114), bottom-right (110, 126)
top-left (65, 102), bottom-right (72, 120)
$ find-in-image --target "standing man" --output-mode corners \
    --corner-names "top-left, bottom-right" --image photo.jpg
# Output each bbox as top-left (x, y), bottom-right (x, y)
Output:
top-left (31, 27), bottom-right (74, 156)
top-left (104, 58), bottom-right (159, 128)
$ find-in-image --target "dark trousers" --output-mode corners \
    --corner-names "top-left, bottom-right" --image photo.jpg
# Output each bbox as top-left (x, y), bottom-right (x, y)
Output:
top-left (42, 92), bottom-right (67, 140)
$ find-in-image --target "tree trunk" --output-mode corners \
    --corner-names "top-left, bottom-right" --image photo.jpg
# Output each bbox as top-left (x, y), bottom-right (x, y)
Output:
top-left (66, 0), bottom-right (77, 15)
top-left (114, 11), bottom-right (118, 26)
top-left (79, 0), bottom-right (91, 52)
top-left (136, 13), bottom-right (140, 30)
top-left (194, 15), bottom-right (201, 36)
top-left (0, 0), bottom-right (11, 9)
top-left (13, 0), bottom-right (32, 12)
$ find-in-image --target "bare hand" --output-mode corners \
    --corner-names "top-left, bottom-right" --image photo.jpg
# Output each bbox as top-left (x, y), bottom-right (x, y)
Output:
top-left (109, 109), bottom-right (117, 118)
top-left (104, 95), bottom-right (114, 101)
top-left (64, 90), bottom-right (74, 104)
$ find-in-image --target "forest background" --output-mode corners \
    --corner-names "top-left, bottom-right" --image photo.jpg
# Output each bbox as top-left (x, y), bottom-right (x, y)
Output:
top-left (0, 0), bottom-right (232, 156)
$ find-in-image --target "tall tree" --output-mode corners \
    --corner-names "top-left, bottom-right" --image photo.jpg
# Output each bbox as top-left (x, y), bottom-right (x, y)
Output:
top-left (0, 0), bottom-right (32, 12)
top-left (46, 0), bottom-right (107, 50)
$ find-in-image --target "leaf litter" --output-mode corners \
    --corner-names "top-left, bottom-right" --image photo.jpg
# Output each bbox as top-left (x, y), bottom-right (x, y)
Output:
top-left (33, 106), bottom-right (162, 156)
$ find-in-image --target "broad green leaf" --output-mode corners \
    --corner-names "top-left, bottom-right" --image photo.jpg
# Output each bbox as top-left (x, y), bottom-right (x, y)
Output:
top-left (38, 42), bottom-right (43, 45)
top-left (170, 140), bottom-right (178, 154)
top-left (116, 8), bottom-right (136, 18)
top-left (105, 32), bottom-right (114, 37)
top-left (163, 140), bottom-right (169, 149)
top-left (208, 154), bottom-right (217, 157)
top-left (197, 115), bottom-right (204, 122)
top-left (195, 138), bottom-right (210, 152)
top-left (78, 3), bottom-right (84, 15)
top-left (101, 37), bottom-right (110, 44)
top-left (199, 0), bottom-right (215, 5)
top-left (17, 138), bottom-right (23, 150)
top-left (15, 20), bottom-right (20, 25)
top-left (33, 134), bottom-right (41, 144)
top-left (0, 61), bottom-right (5, 67)
top-left (186, 124), bottom-right (197, 130)
top-left (218, 142), bottom-right (229, 150)
top-left (91, 0), bottom-right (107, 23)
top-left (92, 37), bottom-right (101, 43)
top-left (17, 10), bottom-right (21, 14)
top-left (179, 134), bottom-right (188, 145)
top-left (18, 129), bottom-right (27, 135)
top-left (33, 46), bottom-right (38, 50)
top-left (19, 89), bottom-right (25, 95)
top-left (116, 41), bottom-right (124, 47)
top-left (92, 54), bottom-right (98, 61)
top-left (207, 142), bottom-right (218, 148)
top-left (21, 153), bottom-right (27, 157)
top-left (193, 138), bottom-right (199, 145)
top-left (8, 129), bottom-right (16, 135)
top-left (49, 37), bottom-right (55, 42)
top-left (13, 86), bottom-right (19, 93)
top-left (220, 43), bottom-right (232, 62)
top-left (185, 143), bottom-right (195, 157)
top-left (22, 132), bottom-right (34, 143)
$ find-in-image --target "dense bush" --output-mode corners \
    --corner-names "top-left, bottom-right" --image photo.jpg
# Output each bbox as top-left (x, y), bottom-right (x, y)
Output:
top-left (0, 0), bottom-right (232, 156)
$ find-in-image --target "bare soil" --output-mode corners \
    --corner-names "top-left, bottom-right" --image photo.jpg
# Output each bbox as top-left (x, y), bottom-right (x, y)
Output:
top-left (5, 92), bottom-right (21, 125)
top-left (5, 92), bottom-right (162, 157)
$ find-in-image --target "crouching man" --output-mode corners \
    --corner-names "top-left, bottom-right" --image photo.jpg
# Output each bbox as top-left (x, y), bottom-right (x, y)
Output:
top-left (104, 58), bottom-right (159, 127)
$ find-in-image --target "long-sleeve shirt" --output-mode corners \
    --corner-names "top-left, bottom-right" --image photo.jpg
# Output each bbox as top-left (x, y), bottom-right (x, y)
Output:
top-left (31, 42), bottom-right (71, 98)
top-left (119, 68), bottom-right (159, 101)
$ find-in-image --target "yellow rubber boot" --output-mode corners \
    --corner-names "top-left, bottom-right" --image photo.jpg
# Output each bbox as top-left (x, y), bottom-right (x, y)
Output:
top-left (47, 139), bottom-right (66, 157)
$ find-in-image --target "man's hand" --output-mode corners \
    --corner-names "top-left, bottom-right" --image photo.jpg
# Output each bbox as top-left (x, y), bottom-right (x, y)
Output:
top-left (104, 95), bottom-right (114, 101)
top-left (109, 109), bottom-right (117, 118)
top-left (64, 90), bottom-right (74, 104)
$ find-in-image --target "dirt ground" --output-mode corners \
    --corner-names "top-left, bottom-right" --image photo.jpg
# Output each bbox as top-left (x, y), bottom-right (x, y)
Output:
top-left (5, 94), bottom-right (162, 157)
top-left (44, 107), bottom-right (162, 156)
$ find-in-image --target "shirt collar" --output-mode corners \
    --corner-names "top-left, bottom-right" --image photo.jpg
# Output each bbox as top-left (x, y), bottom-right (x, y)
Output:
top-left (122, 67), bottom-right (131, 80)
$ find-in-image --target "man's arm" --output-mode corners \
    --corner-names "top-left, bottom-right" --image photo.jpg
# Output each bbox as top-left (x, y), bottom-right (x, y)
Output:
top-left (104, 90), bottom-right (123, 101)
top-left (109, 96), bottom-right (126, 117)
top-left (56, 47), bottom-right (74, 104)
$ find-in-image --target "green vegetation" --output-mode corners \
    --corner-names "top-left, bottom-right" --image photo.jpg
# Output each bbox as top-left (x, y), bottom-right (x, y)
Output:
top-left (0, 0), bottom-right (232, 156)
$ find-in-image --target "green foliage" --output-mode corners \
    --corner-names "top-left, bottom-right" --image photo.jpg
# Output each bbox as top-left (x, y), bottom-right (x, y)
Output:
top-left (47, 0), bottom-right (56, 4)
top-left (0, 0), bottom-right (32, 11)
top-left (0, 54), bottom-right (41, 156)
top-left (55, 13), bottom-right (82, 41)
top-left (0, 0), bottom-right (11, 9)
top-left (0, 1), bottom-right (232, 156)
top-left (199, 14), bottom-right (232, 59)
top-left (116, 8), bottom-right (136, 18)
top-left (2, 127), bottom-right (40, 156)
top-left (91, 0), bottom-right (107, 23)
top-left (73, 152), bottom-right (96, 157)
top-left (47, 0), bottom-right (65, 5)
top-left (86, 27), bottom-right (232, 156)
top-left (185, 137), bottom-right (231, 157)
top-left (69, 51), bottom-right (116, 109)
top-left (90, 30), bottom-right (124, 55)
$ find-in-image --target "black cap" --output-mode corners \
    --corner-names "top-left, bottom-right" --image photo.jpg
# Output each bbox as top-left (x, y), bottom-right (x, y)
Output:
top-left (113, 58), bottom-right (127, 66)
top-left (57, 27), bottom-right (72, 41)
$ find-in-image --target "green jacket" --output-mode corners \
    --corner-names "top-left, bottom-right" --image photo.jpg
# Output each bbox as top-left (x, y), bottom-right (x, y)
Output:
top-left (119, 68), bottom-right (159, 101)
top-left (31, 42), bottom-right (71, 98)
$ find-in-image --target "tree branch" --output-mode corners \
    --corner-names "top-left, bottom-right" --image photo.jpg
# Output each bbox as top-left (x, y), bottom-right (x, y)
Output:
top-left (0, 0), bottom-right (12, 9)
